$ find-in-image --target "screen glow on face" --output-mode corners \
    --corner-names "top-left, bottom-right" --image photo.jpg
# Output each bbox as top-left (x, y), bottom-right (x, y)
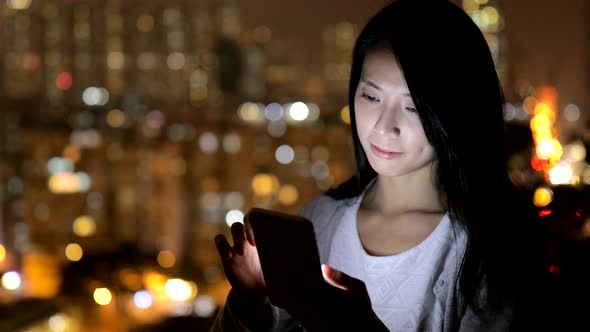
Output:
top-left (354, 46), bottom-right (435, 179)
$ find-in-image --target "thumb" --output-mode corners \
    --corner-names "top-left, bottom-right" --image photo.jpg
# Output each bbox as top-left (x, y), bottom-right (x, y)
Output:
top-left (322, 264), bottom-right (364, 292)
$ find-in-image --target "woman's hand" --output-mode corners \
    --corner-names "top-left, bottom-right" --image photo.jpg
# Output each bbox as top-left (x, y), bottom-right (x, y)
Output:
top-left (290, 264), bottom-right (389, 332)
top-left (214, 216), bottom-right (266, 304)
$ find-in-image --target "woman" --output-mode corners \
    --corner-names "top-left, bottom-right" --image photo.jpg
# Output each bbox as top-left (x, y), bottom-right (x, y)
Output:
top-left (212, 0), bottom-right (542, 330)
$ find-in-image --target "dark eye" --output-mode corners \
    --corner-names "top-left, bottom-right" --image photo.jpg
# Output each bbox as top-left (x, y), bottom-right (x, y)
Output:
top-left (406, 107), bottom-right (418, 113)
top-left (361, 92), bottom-right (379, 103)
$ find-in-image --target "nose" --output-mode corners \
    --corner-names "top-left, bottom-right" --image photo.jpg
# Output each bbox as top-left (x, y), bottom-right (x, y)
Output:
top-left (372, 106), bottom-right (401, 137)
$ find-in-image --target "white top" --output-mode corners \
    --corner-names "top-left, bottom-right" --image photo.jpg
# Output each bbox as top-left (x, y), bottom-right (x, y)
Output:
top-left (211, 178), bottom-right (512, 331)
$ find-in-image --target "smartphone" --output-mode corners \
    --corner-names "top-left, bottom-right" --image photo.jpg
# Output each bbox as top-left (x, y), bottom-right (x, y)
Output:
top-left (247, 207), bottom-right (324, 308)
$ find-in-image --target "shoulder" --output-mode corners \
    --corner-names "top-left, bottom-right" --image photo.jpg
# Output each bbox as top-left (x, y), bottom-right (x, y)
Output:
top-left (297, 193), bottom-right (358, 233)
top-left (296, 194), bottom-right (341, 221)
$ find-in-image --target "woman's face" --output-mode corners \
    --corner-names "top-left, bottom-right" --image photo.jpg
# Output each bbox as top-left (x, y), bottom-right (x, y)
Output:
top-left (354, 45), bottom-right (436, 178)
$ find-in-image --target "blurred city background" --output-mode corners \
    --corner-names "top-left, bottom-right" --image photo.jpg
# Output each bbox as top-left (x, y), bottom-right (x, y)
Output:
top-left (0, 0), bottom-right (588, 331)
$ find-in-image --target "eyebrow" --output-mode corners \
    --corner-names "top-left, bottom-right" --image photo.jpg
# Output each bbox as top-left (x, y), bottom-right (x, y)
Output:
top-left (360, 77), bottom-right (411, 97)
top-left (361, 77), bottom-right (383, 90)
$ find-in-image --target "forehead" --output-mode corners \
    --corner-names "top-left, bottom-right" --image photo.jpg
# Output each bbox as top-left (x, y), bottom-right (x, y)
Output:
top-left (361, 46), bottom-right (407, 87)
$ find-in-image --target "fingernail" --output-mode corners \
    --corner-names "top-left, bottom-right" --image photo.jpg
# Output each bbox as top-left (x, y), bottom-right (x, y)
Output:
top-left (331, 269), bottom-right (341, 280)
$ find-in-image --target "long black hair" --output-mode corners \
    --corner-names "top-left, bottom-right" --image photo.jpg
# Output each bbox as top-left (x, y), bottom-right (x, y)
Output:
top-left (326, 0), bottom-right (541, 317)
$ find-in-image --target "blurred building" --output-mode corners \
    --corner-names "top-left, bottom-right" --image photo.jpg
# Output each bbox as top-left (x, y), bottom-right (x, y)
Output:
top-left (0, 0), bottom-right (356, 312)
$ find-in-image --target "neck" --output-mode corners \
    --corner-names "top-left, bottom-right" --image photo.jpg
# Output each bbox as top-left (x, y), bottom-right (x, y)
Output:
top-left (363, 163), bottom-right (444, 217)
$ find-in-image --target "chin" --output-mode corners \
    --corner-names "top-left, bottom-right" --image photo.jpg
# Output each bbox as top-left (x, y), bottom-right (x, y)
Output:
top-left (367, 159), bottom-right (406, 177)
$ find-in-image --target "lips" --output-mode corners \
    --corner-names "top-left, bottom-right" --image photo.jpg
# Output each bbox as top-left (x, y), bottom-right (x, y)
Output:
top-left (370, 144), bottom-right (402, 159)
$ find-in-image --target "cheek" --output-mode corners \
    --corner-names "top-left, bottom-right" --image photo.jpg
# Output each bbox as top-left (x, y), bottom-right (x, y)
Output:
top-left (419, 139), bottom-right (436, 161)
top-left (409, 118), bottom-right (427, 140)
top-left (352, 106), bottom-right (365, 134)
top-left (407, 126), bottom-right (433, 155)
top-left (354, 112), bottom-right (372, 145)
top-left (353, 106), bottom-right (373, 138)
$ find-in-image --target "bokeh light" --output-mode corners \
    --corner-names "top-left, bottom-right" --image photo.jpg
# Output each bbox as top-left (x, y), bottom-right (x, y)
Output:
top-left (72, 215), bottom-right (97, 237)
top-left (199, 132), bottom-right (219, 154)
top-left (563, 142), bottom-right (586, 162)
top-left (275, 145), bottom-right (295, 164)
top-left (533, 186), bottom-right (553, 207)
top-left (106, 109), bottom-right (126, 128)
top-left (549, 162), bottom-right (573, 185)
top-left (47, 157), bottom-right (74, 175)
top-left (306, 103), bottom-right (321, 122)
top-left (107, 52), bottom-right (125, 70)
top-left (137, 14), bottom-right (155, 32)
top-left (310, 161), bottom-right (330, 180)
top-left (225, 210), bottom-right (244, 227)
top-left (264, 103), bottom-right (284, 121)
top-left (238, 102), bottom-right (265, 123)
top-left (288, 102), bottom-right (309, 121)
top-left (48, 314), bottom-right (67, 332)
top-left (143, 271), bottom-right (167, 294)
top-left (534, 103), bottom-right (554, 120)
top-left (340, 105), bottom-right (351, 125)
top-left (530, 114), bottom-right (550, 132)
top-left (82, 87), bottom-right (109, 106)
top-left (536, 139), bottom-right (562, 161)
top-left (63, 145), bottom-right (81, 163)
top-left (157, 251), bottom-right (176, 268)
top-left (278, 185), bottom-right (299, 206)
top-left (145, 110), bottom-right (166, 128)
top-left (251, 174), bottom-right (280, 196)
top-left (563, 104), bottom-right (580, 122)
top-left (222, 133), bottom-right (241, 154)
top-left (76, 172), bottom-right (92, 192)
top-left (1, 271), bottom-right (21, 290)
top-left (56, 72), bottom-right (73, 91)
top-left (165, 279), bottom-right (196, 301)
top-left (48, 173), bottom-right (78, 194)
top-left (7, 0), bottom-right (32, 10)
top-left (133, 290), bottom-right (153, 309)
top-left (93, 287), bottom-right (112, 306)
top-left (167, 52), bottom-right (186, 70)
top-left (65, 243), bottom-right (83, 261)
top-left (194, 295), bottom-right (217, 317)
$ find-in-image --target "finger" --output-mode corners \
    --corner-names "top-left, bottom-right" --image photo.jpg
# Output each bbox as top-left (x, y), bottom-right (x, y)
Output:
top-left (322, 264), bottom-right (367, 294)
top-left (321, 264), bottom-right (349, 291)
top-left (244, 213), bottom-right (256, 246)
top-left (215, 234), bottom-right (233, 260)
top-left (230, 222), bottom-right (246, 254)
